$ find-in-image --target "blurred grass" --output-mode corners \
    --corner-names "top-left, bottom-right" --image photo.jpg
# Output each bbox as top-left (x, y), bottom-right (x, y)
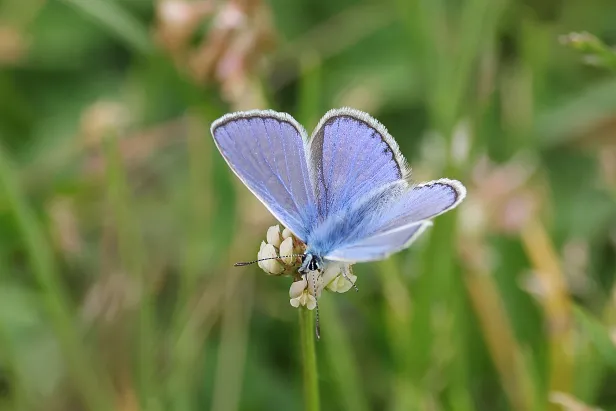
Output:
top-left (61, 0), bottom-right (154, 54)
top-left (0, 143), bottom-right (113, 411)
top-left (1, 0), bottom-right (616, 410)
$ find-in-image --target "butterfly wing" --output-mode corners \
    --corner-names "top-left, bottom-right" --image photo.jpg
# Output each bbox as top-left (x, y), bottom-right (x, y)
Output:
top-left (307, 108), bottom-right (410, 218)
top-left (324, 178), bottom-right (466, 262)
top-left (211, 110), bottom-right (318, 240)
top-left (325, 221), bottom-right (432, 262)
top-left (374, 178), bottom-right (466, 233)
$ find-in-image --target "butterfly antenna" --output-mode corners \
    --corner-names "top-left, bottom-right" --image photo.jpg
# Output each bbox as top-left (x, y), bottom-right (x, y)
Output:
top-left (307, 271), bottom-right (321, 340)
top-left (342, 266), bottom-right (359, 292)
top-left (234, 254), bottom-right (305, 267)
top-left (315, 300), bottom-right (321, 340)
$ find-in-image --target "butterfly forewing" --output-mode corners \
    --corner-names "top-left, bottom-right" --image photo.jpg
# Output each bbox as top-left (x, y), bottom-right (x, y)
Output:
top-left (211, 111), bottom-right (318, 241)
top-left (308, 108), bottom-right (410, 218)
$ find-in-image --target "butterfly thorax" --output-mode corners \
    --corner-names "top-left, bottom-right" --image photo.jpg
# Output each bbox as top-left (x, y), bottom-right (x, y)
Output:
top-left (299, 253), bottom-right (323, 275)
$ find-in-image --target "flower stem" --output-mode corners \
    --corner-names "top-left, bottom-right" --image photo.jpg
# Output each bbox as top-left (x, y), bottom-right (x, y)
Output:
top-left (299, 307), bottom-right (320, 411)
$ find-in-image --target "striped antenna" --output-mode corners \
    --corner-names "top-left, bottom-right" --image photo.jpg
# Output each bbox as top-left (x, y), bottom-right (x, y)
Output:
top-left (233, 254), bottom-right (305, 267)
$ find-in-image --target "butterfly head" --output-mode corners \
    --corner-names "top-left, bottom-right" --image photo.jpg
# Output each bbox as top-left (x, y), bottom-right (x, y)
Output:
top-left (299, 253), bottom-right (323, 275)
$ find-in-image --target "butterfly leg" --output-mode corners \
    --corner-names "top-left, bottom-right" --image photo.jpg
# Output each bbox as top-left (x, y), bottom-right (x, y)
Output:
top-left (342, 265), bottom-right (359, 292)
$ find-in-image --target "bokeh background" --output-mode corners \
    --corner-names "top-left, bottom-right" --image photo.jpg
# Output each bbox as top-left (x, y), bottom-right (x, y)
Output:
top-left (1, 0), bottom-right (616, 410)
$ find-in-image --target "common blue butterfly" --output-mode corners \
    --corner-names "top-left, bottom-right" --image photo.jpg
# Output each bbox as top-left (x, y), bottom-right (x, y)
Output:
top-left (211, 108), bottom-right (466, 311)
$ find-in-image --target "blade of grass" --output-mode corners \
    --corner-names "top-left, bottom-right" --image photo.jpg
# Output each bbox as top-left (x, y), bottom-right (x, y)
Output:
top-left (399, 0), bottom-right (508, 408)
top-left (520, 218), bottom-right (574, 407)
top-left (210, 273), bottom-right (254, 411)
top-left (0, 325), bottom-right (29, 410)
top-left (573, 305), bottom-right (616, 370)
top-left (0, 142), bottom-right (114, 411)
top-left (464, 267), bottom-right (537, 411)
top-left (571, 304), bottom-right (612, 403)
top-left (181, 113), bottom-right (213, 289)
top-left (165, 175), bottom-right (250, 409)
top-left (434, 0), bottom-right (508, 133)
top-left (377, 256), bottom-right (424, 410)
top-left (169, 113), bottom-right (213, 347)
top-left (273, 4), bottom-right (393, 91)
top-left (297, 52), bottom-right (323, 129)
top-left (320, 298), bottom-right (369, 411)
top-left (102, 135), bottom-right (156, 409)
top-left (166, 275), bottom-right (227, 410)
top-left (165, 113), bottom-right (214, 409)
top-left (560, 32), bottom-right (616, 71)
top-left (60, 0), bottom-right (154, 54)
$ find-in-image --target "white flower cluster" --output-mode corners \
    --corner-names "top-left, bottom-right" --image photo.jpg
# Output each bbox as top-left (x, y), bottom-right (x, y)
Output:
top-left (257, 225), bottom-right (304, 275)
top-left (257, 224), bottom-right (358, 310)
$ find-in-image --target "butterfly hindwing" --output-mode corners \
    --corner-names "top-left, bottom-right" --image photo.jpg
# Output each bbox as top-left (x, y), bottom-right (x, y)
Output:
top-left (374, 178), bottom-right (466, 234)
top-left (211, 111), bottom-right (318, 241)
top-left (325, 220), bottom-right (432, 262)
top-left (324, 179), bottom-right (466, 262)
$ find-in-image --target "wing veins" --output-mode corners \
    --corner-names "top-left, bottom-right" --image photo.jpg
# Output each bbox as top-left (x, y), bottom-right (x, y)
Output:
top-left (224, 124), bottom-right (302, 227)
top-left (250, 119), bottom-right (302, 215)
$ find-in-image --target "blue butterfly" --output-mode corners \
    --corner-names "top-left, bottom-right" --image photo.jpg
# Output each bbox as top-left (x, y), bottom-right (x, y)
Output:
top-left (211, 108), bottom-right (466, 275)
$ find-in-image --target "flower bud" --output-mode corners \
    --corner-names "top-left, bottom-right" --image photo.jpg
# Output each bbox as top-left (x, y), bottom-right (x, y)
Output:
top-left (282, 227), bottom-right (293, 239)
top-left (326, 275), bottom-right (343, 292)
top-left (289, 278), bottom-right (307, 298)
top-left (327, 273), bottom-right (357, 293)
top-left (257, 241), bottom-right (267, 271)
top-left (266, 224), bottom-right (282, 247)
top-left (258, 243), bottom-right (283, 275)
top-left (279, 237), bottom-right (294, 264)
top-left (321, 263), bottom-right (342, 288)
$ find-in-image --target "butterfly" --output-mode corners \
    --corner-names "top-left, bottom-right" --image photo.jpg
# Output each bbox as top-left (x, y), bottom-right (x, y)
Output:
top-left (211, 107), bottom-right (466, 278)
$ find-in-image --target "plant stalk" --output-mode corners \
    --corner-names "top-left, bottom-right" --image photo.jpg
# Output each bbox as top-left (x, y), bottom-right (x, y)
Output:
top-left (299, 307), bottom-right (320, 411)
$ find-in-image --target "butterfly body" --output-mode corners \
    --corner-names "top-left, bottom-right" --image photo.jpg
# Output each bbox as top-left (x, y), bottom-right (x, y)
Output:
top-left (299, 253), bottom-right (323, 274)
top-left (211, 107), bottom-right (466, 274)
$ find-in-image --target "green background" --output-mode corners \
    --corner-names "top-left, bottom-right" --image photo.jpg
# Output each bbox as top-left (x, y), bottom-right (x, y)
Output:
top-left (1, 0), bottom-right (616, 410)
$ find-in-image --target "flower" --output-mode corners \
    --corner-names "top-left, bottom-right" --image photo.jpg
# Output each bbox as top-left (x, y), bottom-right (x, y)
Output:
top-left (319, 262), bottom-right (357, 294)
top-left (256, 224), bottom-right (304, 275)
top-left (327, 272), bottom-right (357, 293)
top-left (266, 224), bottom-right (282, 247)
top-left (289, 278), bottom-right (307, 297)
top-left (255, 224), bottom-right (357, 309)
top-left (257, 241), bottom-right (283, 275)
top-left (279, 237), bottom-right (294, 264)
top-left (289, 278), bottom-right (317, 310)
top-left (282, 227), bottom-right (293, 239)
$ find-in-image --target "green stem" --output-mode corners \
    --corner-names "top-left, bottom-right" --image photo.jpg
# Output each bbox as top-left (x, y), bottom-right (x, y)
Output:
top-left (299, 308), bottom-right (320, 411)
